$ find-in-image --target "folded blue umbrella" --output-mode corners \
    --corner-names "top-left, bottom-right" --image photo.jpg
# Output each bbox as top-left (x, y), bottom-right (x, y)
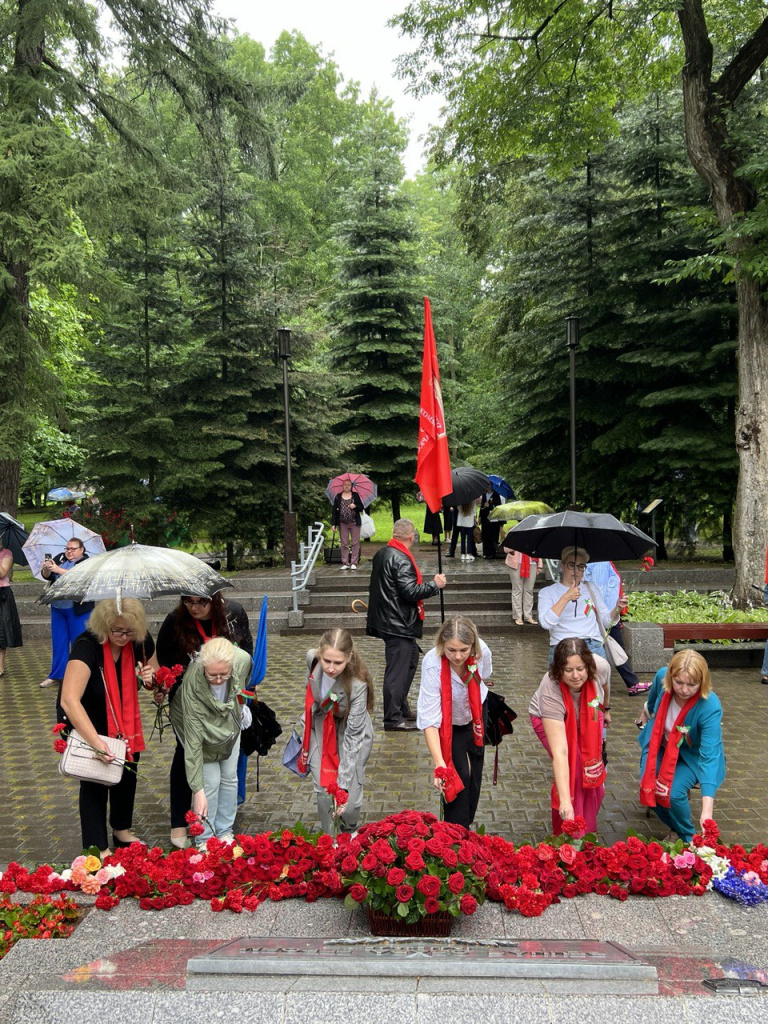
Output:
top-left (489, 475), bottom-right (516, 500)
top-left (238, 595), bottom-right (268, 803)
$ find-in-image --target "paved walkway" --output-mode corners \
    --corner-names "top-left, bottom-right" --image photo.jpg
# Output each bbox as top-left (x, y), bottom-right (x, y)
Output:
top-left (3, 621), bottom-right (767, 867)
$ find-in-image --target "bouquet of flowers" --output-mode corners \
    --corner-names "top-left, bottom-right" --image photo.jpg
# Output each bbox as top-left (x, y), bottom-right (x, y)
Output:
top-left (144, 664), bottom-right (183, 739)
top-left (339, 810), bottom-right (489, 923)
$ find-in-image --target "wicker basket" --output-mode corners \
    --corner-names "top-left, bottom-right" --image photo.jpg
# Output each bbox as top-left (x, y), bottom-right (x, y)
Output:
top-left (366, 907), bottom-right (454, 937)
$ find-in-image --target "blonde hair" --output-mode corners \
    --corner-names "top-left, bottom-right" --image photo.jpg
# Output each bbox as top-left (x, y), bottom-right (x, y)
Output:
top-left (434, 615), bottom-right (481, 659)
top-left (316, 628), bottom-right (375, 712)
top-left (88, 598), bottom-right (148, 643)
top-left (664, 649), bottom-right (712, 698)
top-left (560, 546), bottom-right (590, 565)
top-left (198, 636), bottom-right (236, 667)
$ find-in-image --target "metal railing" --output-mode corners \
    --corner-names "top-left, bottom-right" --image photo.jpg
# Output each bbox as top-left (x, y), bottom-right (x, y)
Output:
top-left (291, 521), bottom-right (325, 613)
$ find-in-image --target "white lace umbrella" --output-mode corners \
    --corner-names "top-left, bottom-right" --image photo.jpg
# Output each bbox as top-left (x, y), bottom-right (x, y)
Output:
top-left (37, 542), bottom-right (232, 609)
top-left (22, 520), bottom-right (106, 580)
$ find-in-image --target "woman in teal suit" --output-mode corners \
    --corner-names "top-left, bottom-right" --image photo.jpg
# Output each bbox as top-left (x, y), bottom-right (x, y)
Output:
top-left (637, 649), bottom-right (725, 842)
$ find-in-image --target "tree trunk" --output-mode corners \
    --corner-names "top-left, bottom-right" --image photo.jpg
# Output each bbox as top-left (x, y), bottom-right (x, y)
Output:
top-left (0, 461), bottom-right (21, 514)
top-left (732, 277), bottom-right (768, 601)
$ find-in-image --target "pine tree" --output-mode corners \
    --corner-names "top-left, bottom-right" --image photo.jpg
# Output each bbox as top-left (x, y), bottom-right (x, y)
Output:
top-left (328, 93), bottom-right (423, 521)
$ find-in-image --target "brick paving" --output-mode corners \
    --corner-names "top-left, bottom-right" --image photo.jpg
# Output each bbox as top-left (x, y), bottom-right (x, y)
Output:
top-left (2, 624), bottom-right (767, 866)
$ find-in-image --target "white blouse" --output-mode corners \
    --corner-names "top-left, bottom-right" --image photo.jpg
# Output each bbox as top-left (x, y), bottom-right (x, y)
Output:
top-left (417, 639), bottom-right (492, 729)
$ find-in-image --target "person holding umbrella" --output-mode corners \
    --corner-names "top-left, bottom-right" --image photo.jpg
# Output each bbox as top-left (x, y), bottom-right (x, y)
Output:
top-left (478, 487), bottom-right (502, 558)
top-left (538, 547), bottom-right (619, 662)
top-left (330, 477), bottom-right (365, 571)
top-left (156, 591), bottom-right (252, 849)
top-left (0, 545), bottom-right (22, 677)
top-left (40, 538), bottom-right (94, 689)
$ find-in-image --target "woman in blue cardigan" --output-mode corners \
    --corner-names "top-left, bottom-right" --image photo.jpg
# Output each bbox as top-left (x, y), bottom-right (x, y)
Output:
top-left (637, 649), bottom-right (725, 841)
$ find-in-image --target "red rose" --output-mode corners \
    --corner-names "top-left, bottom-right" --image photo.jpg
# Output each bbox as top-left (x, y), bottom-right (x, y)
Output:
top-left (405, 852), bottom-right (425, 871)
top-left (348, 884), bottom-right (368, 903)
top-left (442, 849), bottom-right (459, 868)
top-left (416, 875), bottom-right (441, 898)
top-left (341, 855), bottom-right (357, 874)
top-left (558, 844), bottom-right (577, 866)
top-left (459, 894), bottom-right (478, 915)
top-left (386, 867), bottom-right (406, 886)
top-left (424, 897), bottom-right (441, 914)
top-left (447, 871), bottom-right (465, 894)
top-left (395, 885), bottom-right (414, 903)
top-left (361, 854), bottom-right (378, 871)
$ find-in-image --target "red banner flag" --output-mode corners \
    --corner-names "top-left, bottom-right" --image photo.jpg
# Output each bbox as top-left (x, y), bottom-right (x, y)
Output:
top-left (415, 297), bottom-right (452, 513)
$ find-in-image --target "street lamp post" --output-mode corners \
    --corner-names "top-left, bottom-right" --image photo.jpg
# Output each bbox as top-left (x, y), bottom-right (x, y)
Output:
top-left (278, 327), bottom-right (298, 567)
top-left (565, 316), bottom-right (580, 506)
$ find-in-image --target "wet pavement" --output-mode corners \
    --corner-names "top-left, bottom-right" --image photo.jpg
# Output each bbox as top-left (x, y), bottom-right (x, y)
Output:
top-left (2, 623), bottom-right (767, 867)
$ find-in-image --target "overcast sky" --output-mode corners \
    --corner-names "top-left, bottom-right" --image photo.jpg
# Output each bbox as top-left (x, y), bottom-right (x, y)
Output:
top-left (212, 0), bottom-right (443, 176)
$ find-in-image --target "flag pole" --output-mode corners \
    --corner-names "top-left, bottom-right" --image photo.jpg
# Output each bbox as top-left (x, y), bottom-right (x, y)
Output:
top-left (437, 519), bottom-right (445, 623)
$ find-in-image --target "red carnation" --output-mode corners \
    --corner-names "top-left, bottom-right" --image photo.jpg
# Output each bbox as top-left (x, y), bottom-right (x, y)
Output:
top-left (53, 738), bottom-right (67, 754)
top-left (52, 723), bottom-right (66, 734)
top-left (395, 884), bottom-right (414, 903)
top-left (561, 816), bottom-right (587, 837)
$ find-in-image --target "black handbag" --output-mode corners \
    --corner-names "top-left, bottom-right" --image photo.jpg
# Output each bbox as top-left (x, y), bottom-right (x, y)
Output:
top-left (484, 689), bottom-right (518, 785)
top-left (240, 699), bottom-right (283, 757)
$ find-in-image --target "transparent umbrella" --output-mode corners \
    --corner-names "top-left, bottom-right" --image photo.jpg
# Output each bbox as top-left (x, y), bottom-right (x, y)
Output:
top-left (22, 520), bottom-right (106, 580)
top-left (37, 542), bottom-right (232, 609)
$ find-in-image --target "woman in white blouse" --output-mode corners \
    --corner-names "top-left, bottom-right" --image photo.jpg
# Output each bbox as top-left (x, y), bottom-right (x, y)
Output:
top-left (417, 616), bottom-right (491, 829)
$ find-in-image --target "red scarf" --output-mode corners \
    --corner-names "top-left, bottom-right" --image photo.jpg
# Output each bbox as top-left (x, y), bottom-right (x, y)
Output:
top-left (388, 538), bottom-right (425, 620)
top-left (519, 553), bottom-right (531, 579)
top-left (640, 690), bottom-right (700, 807)
top-left (552, 679), bottom-right (605, 810)
top-left (298, 664), bottom-right (340, 787)
top-left (101, 642), bottom-right (146, 760)
top-left (194, 619), bottom-right (215, 644)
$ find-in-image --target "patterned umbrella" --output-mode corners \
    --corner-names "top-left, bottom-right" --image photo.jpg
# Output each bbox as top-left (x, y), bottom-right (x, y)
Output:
top-left (0, 512), bottom-right (29, 566)
top-left (22, 520), bottom-right (106, 580)
top-left (37, 542), bottom-right (232, 607)
top-left (325, 473), bottom-right (378, 508)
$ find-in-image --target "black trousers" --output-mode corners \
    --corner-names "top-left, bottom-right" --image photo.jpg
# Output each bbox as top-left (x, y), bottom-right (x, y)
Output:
top-left (79, 752), bottom-right (140, 851)
top-left (382, 635), bottom-right (419, 727)
top-left (443, 720), bottom-right (485, 830)
top-left (170, 739), bottom-right (192, 829)
top-left (609, 623), bottom-right (640, 689)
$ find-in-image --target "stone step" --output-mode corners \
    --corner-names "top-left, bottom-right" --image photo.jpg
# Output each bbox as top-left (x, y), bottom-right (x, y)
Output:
top-left (285, 608), bottom-right (528, 636)
top-left (10, 574), bottom-right (299, 598)
top-left (14, 591), bottom-right (297, 617)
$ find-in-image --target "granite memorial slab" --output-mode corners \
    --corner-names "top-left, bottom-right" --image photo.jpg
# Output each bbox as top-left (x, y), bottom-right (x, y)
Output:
top-left (187, 936), bottom-right (658, 985)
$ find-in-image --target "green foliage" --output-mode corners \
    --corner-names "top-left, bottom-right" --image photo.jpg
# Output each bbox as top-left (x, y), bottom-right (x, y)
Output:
top-left (626, 590), bottom-right (768, 624)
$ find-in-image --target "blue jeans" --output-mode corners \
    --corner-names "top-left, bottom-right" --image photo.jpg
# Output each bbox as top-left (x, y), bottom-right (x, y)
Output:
top-left (200, 742), bottom-right (240, 841)
top-left (549, 638), bottom-right (606, 664)
top-left (50, 605), bottom-right (91, 678)
top-left (762, 640), bottom-right (768, 677)
top-left (639, 749), bottom-right (698, 842)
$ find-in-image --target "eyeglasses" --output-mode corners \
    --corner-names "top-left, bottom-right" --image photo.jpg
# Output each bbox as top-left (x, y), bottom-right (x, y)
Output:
top-left (564, 562), bottom-right (587, 572)
top-left (110, 628), bottom-right (134, 638)
top-left (182, 597), bottom-right (211, 607)
top-left (205, 672), bottom-right (231, 682)
top-left (64, 546), bottom-right (82, 553)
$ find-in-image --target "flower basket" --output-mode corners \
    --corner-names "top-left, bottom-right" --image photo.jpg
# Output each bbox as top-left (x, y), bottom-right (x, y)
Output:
top-left (366, 906), bottom-right (454, 937)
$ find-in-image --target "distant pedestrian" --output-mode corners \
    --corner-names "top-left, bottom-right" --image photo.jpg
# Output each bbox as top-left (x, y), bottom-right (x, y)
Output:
top-left (40, 539), bottom-right (93, 689)
top-left (366, 518), bottom-right (447, 731)
top-left (479, 489), bottom-right (502, 558)
top-left (503, 543), bottom-right (542, 626)
top-left (0, 547), bottom-right (22, 676)
top-left (331, 478), bottom-right (365, 571)
top-left (418, 616), bottom-right (491, 829)
top-left (448, 501), bottom-right (478, 562)
top-left (298, 628), bottom-right (374, 833)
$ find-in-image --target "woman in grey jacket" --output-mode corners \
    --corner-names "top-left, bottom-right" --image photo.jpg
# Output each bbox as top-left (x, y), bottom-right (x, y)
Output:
top-left (169, 637), bottom-right (252, 846)
top-left (299, 628), bottom-right (375, 833)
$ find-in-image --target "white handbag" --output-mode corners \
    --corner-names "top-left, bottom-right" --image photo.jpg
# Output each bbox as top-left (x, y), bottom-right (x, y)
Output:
top-left (360, 511), bottom-right (376, 540)
top-left (59, 730), bottom-right (127, 786)
top-left (584, 582), bottom-right (629, 667)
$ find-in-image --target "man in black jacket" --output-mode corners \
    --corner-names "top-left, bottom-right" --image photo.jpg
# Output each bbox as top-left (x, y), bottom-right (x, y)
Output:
top-left (367, 519), bottom-right (447, 732)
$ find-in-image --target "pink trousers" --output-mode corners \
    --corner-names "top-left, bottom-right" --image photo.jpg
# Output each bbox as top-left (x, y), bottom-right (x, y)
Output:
top-left (529, 714), bottom-right (604, 836)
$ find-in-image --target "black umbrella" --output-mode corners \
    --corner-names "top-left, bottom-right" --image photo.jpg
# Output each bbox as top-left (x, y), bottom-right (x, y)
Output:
top-left (503, 510), bottom-right (656, 562)
top-left (0, 512), bottom-right (29, 566)
top-left (442, 467), bottom-right (492, 508)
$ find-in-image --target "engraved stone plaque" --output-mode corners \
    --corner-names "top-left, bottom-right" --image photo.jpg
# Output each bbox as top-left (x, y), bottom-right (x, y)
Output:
top-left (187, 936), bottom-right (657, 983)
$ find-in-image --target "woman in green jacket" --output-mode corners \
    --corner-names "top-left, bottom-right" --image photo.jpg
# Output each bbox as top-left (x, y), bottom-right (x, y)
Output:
top-left (169, 636), bottom-right (252, 846)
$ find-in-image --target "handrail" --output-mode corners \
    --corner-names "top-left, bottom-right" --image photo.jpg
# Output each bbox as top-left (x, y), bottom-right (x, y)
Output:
top-left (290, 521), bottom-right (325, 613)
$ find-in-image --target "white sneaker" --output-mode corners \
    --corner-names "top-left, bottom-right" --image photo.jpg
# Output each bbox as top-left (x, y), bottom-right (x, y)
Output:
top-left (460, 554), bottom-right (467, 562)
top-left (340, 564), bottom-right (350, 571)
top-left (350, 564), bottom-right (357, 571)
top-left (465, 555), bottom-right (475, 562)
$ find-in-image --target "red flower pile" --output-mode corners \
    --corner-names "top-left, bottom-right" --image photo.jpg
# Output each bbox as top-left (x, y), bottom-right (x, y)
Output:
top-left (339, 810), bottom-right (489, 924)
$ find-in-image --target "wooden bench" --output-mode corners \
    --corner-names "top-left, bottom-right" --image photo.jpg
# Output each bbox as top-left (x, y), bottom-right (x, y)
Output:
top-left (662, 623), bottom-right (768, 652)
